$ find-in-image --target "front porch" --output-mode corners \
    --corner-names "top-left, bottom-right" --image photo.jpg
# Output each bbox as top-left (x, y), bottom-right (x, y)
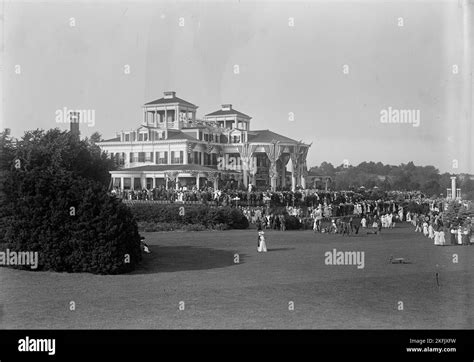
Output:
top-left (110, 165), bottom-right (220, 191)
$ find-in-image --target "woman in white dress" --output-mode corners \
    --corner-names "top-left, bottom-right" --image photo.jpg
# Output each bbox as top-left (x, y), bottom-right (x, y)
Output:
top-left (423, 221), bottom-right (429, 236)
top-left (439, 226), bottom-right (446, 246)
top-left (428, 223), bottom-right (434, 239)
top-left (257, 230), bottom-right (267, 252)
top-left (457, 227), bottom-right (463, 245)
top-left (433, 224), bottom-right (440, 245)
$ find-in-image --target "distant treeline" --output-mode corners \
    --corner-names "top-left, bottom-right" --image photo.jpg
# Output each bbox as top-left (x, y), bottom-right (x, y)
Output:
top-left (309, 161), bottom-right (474, 200)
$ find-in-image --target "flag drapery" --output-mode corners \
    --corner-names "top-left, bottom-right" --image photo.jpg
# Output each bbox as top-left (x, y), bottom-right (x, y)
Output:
top-left (187, 143), bottom-right (195, 153)
top-left (207, 142), bottom-right (213, 154)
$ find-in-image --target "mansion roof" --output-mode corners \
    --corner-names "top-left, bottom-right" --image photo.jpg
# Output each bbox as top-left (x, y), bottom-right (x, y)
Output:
top-left (144, 95), bottom-right (197, 108)
top-left (205, 108), bottom-right (251, 119)
top-left (100, 129), bottom-right (302, 145)
top-left (247, 130), bottom-right (300, 144)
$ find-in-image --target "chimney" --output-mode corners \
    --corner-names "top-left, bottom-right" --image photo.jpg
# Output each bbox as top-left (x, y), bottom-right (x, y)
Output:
top-left (164, 91), bottom-right (176, 99)
top-left (69, 111), bottom-right (80, 140)
top-left (222, 104), bottom-right (232, 111)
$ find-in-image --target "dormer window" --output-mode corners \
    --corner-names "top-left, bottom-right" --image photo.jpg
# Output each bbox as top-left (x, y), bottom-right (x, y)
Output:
top-left (164, 91), bottom-right (176, 99)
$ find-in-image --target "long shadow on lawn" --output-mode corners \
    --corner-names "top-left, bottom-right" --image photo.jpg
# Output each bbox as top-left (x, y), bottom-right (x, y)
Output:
top-left (132, 245), bottom-right (247, 274)
top-left (267, 247), bottom-right (295, 252)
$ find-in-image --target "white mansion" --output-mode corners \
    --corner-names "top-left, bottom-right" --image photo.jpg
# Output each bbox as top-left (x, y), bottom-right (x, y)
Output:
top-left (98, 91), bottom-right (311, 191)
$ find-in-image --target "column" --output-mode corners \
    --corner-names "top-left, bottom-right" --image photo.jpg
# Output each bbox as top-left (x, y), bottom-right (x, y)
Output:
top-left (196, 174), bottom-right (200, 189)
top-left (176, 105), bottom-right (180, 128)
top-left (184, 147), bottom-right (188, 164)
top-left (141, 174), bottom-right (146, 189)
top-left (201, 152), bottom-right (204, 166)
top-left (301, 175), bottom-right (306, 189)
top-left (176, 176), bottom-right (180, 190)
top-left (271, 170), bottom-right (277, 191)
top-left (451, 177), bottom-right (456, 199)
top-left (120, 177), bottom-right (124, 191)
top-left (243, 169), bottom-right (248, 188)
top-left (165, 176), bottom-right (169, 190)
top-left (152, 177), bottom-right (156, 189)
top-left (291, 161), bottom-right (296, 192)
top-left (164, 107), bottom-right (168, 138)
top-left (143, 109), bottom-right (146, 123)
top-left (214, 178), bottom-right (218, 190)
top-left (281, 165), bottom-right (286, 187)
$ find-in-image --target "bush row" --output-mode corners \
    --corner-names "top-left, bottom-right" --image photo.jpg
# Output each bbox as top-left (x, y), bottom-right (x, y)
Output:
top-left (128, 204), bottom-right (249, 230)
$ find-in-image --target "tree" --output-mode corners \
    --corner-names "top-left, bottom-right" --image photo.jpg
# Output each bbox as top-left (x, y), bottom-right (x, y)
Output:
top-left (0, 128), bottom-right (141, 273)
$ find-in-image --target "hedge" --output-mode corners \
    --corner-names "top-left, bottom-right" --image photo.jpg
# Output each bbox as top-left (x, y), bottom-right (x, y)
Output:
top-left (128, 204), bottom-right (249, 230)
top-left (2, 169), bottom-right (142, 274)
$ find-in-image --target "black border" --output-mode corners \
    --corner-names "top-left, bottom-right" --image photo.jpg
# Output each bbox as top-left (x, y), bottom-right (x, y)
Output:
top-left (0, 329), bottom-right (473, 361)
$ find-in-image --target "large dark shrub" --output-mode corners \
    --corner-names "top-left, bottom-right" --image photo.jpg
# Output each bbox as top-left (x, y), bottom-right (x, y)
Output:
top-left (1, 129), bottom-right (141, 274)
top-left (3, 169), bottom-right (141, 273)
top-left (128, 204), bottom-right (249, 230)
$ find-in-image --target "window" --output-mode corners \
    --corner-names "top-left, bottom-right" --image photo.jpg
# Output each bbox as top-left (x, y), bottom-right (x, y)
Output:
top-left (144, 133), bottom-right (148, 141)
top-left (199, 131), bottom-right (203, 141)
top-left (133, 178), bottom-right (141, 190)
top-left (132, 132), bottom-right (136, 142)
top-left (180, 151), bottom-right (183, 164)
top-left (138, 152), bottom-right (145, 162)
top-left (204, 134), bottom-right (209, 142)
top-left (129, 152), bottom-right (134, 162)
top-left (123, 178), bottom-right (131, 190)
top-left (125, 134), bottom-right (130, 142)
top-left (138, 133), bottom-right (143, 141)
top-left (156, 151), bottom-right (167, 164)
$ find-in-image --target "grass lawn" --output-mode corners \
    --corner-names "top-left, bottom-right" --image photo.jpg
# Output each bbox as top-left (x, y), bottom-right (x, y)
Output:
top-left (0, 223), bottom-right (473, 329)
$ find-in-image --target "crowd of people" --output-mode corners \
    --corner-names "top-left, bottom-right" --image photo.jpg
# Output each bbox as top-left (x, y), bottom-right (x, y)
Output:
top-left (409, 212), bottom-right (473, 246)
top-left (111, 186), bottom-right (428, 212)
top-left (111, 185), bottom-right (473, 242)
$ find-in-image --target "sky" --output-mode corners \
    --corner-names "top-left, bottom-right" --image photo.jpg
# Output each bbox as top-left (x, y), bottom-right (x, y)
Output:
top-left (1, 0), bottom-right (473, 173)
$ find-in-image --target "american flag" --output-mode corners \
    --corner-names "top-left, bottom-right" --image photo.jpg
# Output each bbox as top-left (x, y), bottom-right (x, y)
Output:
top-left (207, 143), bottom-right (213, 154)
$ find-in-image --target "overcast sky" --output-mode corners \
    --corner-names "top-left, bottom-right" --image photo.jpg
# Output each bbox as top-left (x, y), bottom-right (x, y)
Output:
top-left (1, 0), bottom-right (473, 173)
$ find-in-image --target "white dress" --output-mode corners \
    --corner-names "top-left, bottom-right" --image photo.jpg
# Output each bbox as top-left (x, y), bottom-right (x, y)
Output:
top-left (258, 234), bottom-right (267, 252)
top-left (457, 230), bottom-right (463, 245)
top-left (434, 231), bottom-right (440, 245)
top-left (428, 225), bottom-right (434, 239)
top-left (423, 222), bottom-right (429, 236)
top-left (439, 231), bottom-right (446, 245)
